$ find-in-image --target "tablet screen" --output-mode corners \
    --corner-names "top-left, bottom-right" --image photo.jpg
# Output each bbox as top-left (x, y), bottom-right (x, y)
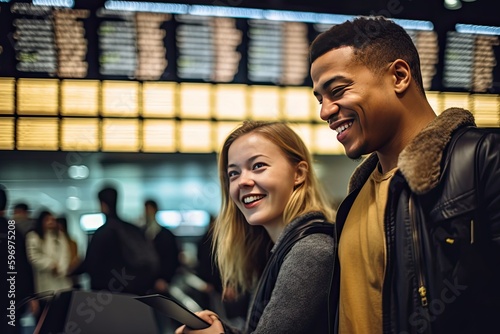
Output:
top-left (134, 294), bottom-right (210, 330)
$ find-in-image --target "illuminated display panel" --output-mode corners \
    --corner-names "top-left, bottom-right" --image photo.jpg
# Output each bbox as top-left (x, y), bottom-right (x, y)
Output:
top-left (179, 83), bottom-right (211, 119)
top-left (142, 119), bottom-right (176, 152)
top-left (54, 8), bottom-right (90, 78)
top-left (61, 80), bottom-right (99, 116)
top-left (0, 118), bottom-right (14, 150)
top-left (102, 118), bottom-right (140, 151)
top-left (61, 118), bottom-right (99, 151)
top-left (178, 120), bottom-right (212, 153)
top-left (135, 12), bottom-right (171, 81)
top-left (98, 12), bottom-right (137, 78)
top-left (283, 87), bottom-right (314, 121)
top-left (250, 85), bottom-right (280, 120)
top-left (17, 117), bottom-right (59, 150)
top-left (247, 20), bottom-right (282, 84)
top-left (213, 84), bottom-right (247, 120)
top-left (289, 122), bottom-right (313, 149)
top-left (282, 22), bottom-right (310, 85)
top-left (17, 79), bottom-right (59, 115)
top-left (214, 121), bottom-right (240, 152)
top-left (101, 81), bottom-right (140, 117)
top-left (443, 32), bottom-right (499, 93)
top-left (442, 92), bottom-right (470, 111)
top-left (312, 124), bottom-right (344, 155)
top-left (0, 78), bottom-right (15, 115)
top-left (472, 94), bottom-right (499, 127)
top-left (410, 30), bottom-right (439, 91)
top-left (142, 82), bottom-right (177, 118)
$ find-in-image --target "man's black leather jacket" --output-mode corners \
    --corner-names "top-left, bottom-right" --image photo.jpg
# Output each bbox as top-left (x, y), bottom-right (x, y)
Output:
top-left (334, 108), bottom-right (500, 334)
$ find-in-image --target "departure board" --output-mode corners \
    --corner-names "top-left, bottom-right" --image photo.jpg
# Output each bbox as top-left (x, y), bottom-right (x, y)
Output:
top-left (175, 14), bottom-right (241, 82)
top-left (443, 30), bottom-right (500, 93)
top-left (0, 0), bottom-right (455, 89)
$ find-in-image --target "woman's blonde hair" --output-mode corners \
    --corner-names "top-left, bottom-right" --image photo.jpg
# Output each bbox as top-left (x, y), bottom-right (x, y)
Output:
top-left (213, 121), bottom-right (335, 296)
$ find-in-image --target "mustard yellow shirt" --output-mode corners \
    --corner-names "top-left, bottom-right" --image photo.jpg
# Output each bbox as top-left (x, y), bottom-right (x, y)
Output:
top-left (338, 165), bottom-right (398, 334)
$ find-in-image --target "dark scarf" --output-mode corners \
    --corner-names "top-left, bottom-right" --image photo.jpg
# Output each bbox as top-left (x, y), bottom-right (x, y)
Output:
top-left (247, 212), bottom-right (334, 332)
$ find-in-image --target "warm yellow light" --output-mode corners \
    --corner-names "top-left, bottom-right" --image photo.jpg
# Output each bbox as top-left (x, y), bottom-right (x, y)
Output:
top-left (142, 82), bottom-right (177, 118)
top-left (179, 83), bottom-right (212, 119)
top-left (213, 84), bottom-right (247, 120)
top-left (61, 118), bottom-right (99, 151)
top-left (283, 87), bottom-right (314, 121)
top-left (17, 117), bottom-right (59, 150)
top-left (442, 92), bottom-right (470, 112)
top-left (102, 81), bottom-right (140, 117)
top-left (472, 94), bottom-right (499, 127)
top-left (0, 117), bottom-right (14, 149)
top-left (61, 80), bottom-right (100, 116)
top-left (17, 79), bottom-right (59, 115)
top-left (250, 85), bottom-right (280, 121)
top-left (0, 78), bottom-right (15, 115)
top-left (425, 91), bottom-right (442, 114)
top-left (178, 120), bottom-right (212, 153)
top-left (289, 122), bottom-right (313, 149)
top-left (214, 121), bottom-right (241, 152)
top-left (312, 124), bottom-right (345, 155)
top-left (142, 119), bottom-right (176, 152)
top-left (102, 118), bottom-right (140, 151)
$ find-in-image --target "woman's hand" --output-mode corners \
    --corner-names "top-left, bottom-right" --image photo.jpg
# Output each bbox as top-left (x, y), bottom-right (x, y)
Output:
top-left (174, 310), bottom-right (224, 334)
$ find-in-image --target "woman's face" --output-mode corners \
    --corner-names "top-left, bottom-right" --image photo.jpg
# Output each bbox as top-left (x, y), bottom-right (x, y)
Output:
top-left (43, 214), bottom-right (57, 231)
top-left (227, 132), bottom-right (301, 238)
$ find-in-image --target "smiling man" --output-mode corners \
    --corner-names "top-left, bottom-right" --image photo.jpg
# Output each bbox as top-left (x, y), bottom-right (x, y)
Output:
top-left (309, 16), bottom-right (500, 334)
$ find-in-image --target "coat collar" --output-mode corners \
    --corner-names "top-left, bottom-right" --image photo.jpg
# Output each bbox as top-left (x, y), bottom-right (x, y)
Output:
top-left (348, 108), bottom-right (476, 195)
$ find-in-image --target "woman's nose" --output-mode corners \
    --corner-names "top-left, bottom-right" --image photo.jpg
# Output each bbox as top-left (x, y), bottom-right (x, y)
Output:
top-left (238, 171), bottom-right (254, 188)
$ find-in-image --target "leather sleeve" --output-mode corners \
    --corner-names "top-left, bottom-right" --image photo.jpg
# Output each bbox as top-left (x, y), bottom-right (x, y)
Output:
top-left (476, 128), bottom-right (500, 245)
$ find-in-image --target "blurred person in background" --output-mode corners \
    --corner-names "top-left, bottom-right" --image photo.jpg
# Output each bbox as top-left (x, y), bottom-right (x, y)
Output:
top-left (176, 121), bottom-right (336, 334)
top-left (56, 216), bottom-right (81, 288)
top-left (143, 199), bottom-right (181, 334)
top-left (26, 210), bottom-right (73, 294)
top-left (0, 188), bottom-right (37, 334)
top-left (143, 199), bottom-right (180, 294)
top-left (26, 209), bottom-right (72, 326)
top-left (77, 185), bottom-right (158, 296)
top-left (1, 184), bottom-right (37, 334)
top-left (12, 202), bottom-right (34, 236)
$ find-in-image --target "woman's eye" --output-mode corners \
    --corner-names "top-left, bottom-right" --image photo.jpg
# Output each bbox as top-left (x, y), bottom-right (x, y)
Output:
top-left (228, 170), bottom-right (238, 178)
top-left (252, 162), bottom-right (265, 170)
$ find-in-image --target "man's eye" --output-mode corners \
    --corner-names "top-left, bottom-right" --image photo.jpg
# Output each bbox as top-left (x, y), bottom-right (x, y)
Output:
top-left (331, 87), bottom-right (345, 97)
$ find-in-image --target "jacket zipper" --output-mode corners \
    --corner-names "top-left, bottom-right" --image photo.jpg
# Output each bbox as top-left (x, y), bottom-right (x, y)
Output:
top-left (409, 196), bottom-right (428, 307)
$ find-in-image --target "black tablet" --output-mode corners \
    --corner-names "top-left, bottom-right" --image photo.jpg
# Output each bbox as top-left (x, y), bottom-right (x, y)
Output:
top-left (134, 294), bottom-right (211, 330)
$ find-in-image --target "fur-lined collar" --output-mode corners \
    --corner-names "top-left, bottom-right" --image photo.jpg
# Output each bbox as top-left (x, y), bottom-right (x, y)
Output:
top-left (348, 108), bottom-right (475, 195)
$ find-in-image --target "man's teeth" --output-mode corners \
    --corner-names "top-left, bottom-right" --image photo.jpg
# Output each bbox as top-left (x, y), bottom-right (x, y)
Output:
top-left (335, 122), bottom-right (353, 134)
top-left (243, 195), bottom-right (264, 204)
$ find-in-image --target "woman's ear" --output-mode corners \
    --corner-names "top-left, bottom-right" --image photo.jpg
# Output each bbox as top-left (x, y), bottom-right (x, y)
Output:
top-left (294, 161), bottom-right (308, 187)
top-left (391, 59), bottom-right (411, 93)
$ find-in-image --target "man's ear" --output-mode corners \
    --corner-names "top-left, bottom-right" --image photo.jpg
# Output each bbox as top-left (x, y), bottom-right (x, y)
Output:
top-left (391, 59), bottom-right (411, 93)
top-left (294, 161), bottom-right (308, 187)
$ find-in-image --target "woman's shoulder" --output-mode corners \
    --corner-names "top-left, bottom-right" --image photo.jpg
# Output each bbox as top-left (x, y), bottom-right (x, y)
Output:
top-left (288, 233), bottom-right (334, 260)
